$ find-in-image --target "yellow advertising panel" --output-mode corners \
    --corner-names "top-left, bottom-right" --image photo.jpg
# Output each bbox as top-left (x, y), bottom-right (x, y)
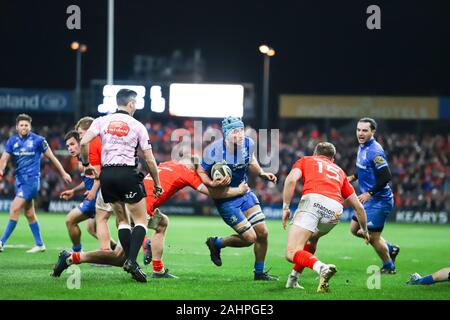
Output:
top-left (279, 95), bottom-right (439, 119)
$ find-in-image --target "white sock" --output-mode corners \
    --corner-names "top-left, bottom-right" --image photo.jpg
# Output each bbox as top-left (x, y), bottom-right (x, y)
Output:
top-left (312, 261), bottom-right (325, 274)
top-left (290, 270), bottom-right (300, 278)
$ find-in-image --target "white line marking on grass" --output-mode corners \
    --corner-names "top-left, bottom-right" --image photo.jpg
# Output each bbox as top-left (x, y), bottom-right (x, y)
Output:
top-left (4, 244), bottom-right (27, 248)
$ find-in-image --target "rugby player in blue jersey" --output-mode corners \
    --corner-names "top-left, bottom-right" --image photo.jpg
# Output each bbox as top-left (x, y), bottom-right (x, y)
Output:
top-left (59, 130), bottom-right (99, 253)
top-left (198, 116), bottom-right (279, 281)
top-left (0, 114), bottom-right (72, 253)
top-left (348, 118), bottom-right (400, 274)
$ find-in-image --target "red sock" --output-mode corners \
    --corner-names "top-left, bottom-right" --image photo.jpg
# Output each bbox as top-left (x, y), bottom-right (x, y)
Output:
top-left (72, 252), bottom-right (81, 264)
top-left (293, 243), bottom-right (317, 273)
top-left (152, 259), bottom-right (164, 273)
top-left (293, 250), bottom-right (318, 270)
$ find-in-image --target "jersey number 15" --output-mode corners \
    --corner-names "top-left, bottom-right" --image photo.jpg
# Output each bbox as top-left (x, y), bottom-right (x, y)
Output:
top-left (317, 160), bottom-right (340, 181)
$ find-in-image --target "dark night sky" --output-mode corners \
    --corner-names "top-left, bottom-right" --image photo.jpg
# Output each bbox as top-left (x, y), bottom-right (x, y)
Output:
top-left (1, 0), bottom-right (450, 100)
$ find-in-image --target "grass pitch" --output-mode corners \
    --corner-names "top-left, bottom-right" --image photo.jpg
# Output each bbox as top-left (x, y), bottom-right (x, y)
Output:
top-left (0, 212), bottom-right (449, 300)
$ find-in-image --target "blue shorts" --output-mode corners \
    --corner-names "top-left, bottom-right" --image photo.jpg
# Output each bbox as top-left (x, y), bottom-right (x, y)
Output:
top-left (77, 199), bottom-right (96, 219)
top-left (15, 177), bottom-right (40, 201)
top-left (215, 191), bottom-right (260, 227)
top-left (352, 197), bottom-right (394, 232)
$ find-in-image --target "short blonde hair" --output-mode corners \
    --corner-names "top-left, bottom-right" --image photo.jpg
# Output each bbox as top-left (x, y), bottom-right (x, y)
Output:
top-left (75, 116), bottom-right (94, 131)
top-left (313, 142), bottom-right (336, 159)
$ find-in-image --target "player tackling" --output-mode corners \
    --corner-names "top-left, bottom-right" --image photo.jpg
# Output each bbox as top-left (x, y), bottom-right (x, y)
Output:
top-left (51, 158), bottom-right (249, 278)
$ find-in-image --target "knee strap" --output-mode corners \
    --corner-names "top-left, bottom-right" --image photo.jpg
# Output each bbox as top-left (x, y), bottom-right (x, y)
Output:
top-left (248, 211), bottom-right (265, 226)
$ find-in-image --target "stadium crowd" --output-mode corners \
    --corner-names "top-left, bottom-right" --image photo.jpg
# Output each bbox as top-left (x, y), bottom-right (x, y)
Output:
top-left (0, 120), bottom-right (449, 211)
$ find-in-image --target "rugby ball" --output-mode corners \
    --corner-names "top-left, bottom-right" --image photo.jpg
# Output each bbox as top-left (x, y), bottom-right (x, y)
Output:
top-left (211, 162), bottom-right (232, 180)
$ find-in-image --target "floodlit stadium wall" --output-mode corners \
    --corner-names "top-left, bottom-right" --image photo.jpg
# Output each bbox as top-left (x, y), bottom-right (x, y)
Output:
top-left (0, 198), bottom-right (448, 225)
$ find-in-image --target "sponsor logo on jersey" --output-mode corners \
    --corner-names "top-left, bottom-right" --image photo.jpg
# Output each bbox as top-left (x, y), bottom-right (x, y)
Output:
top-left (374, 155), bottom-right (385, 165)
top-left (106, 121), bottom-right (130, 137)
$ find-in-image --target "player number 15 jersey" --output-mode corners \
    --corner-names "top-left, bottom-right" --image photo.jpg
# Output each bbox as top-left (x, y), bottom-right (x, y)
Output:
top-left (292, 156), bottom-right (355, 204)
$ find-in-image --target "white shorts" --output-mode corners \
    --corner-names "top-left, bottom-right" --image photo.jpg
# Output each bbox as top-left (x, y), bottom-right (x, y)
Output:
top-left (292, 193), bottom-right (343, 233)
top-left (95, 189), bottom-right (113, 212)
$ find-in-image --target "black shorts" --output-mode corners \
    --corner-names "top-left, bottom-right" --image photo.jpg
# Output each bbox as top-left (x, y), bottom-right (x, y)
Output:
top-left (100, 166), bottom-right (146, 204)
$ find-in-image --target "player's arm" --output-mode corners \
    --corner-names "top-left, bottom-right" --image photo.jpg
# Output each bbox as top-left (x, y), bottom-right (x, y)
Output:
top-left (198, 182), bottom-right (249, 198)
top-left (358, 160), bottom-right (392, 204)
top-left (345, 193), bottom-right (370, 244)
top-left (60, 181), bottom-right (86, 200)
top-left (86, 139), bottom-right (102, 200)
top-left (142, 148), bottom-right (163, 197)
top-left (196, 165), bottom-right (230, 188)
top-left (85, 173), bottom-right (100, 201)
top-left (79, 130), bottom-right (97, 176)
top-left (44, 148), bottom-right (72, 184)
top-left (347, 172), bottom-right (357, 183)
top-left (249, 154), bottom-right (277, 183)
top-left (0, 151), bottom-right (11, 180)
top-left (281, 168), bottom-right (302, 229)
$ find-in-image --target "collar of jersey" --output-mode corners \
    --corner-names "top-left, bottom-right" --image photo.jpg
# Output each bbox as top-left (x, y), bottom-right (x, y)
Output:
top-left (115, 110), bottom-right (130, 115)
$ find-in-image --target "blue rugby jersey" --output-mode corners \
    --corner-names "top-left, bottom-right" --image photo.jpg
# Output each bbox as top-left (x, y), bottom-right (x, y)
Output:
top-left (356, 138), bottom-right (393, 200)
top-left (5, 132), bottom-right (49, 178)
top-left (201, 137), bottom-right (254, 188)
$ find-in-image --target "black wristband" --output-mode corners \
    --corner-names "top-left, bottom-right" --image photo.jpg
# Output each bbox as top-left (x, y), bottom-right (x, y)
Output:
top-left (82, 161), bottom-right (90, 167)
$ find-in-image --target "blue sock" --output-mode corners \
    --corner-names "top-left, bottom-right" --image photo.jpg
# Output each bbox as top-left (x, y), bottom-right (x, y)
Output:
top-left (418, 274), bottom-right (435, 285)
top-left (72, 244), bottom-right (82, 252)
top-left (214, 237), bottom-right (223, 249)
top-left (29, 221), bottom-right (43, 246)
top-left (1, 219), bottom-right (18, 245)
top-left (254, 261), bottom-right (265, 274)
top-left (385, 240), bottom-right (393, 254)
top-left (383, 260), bottom-right (395, 270)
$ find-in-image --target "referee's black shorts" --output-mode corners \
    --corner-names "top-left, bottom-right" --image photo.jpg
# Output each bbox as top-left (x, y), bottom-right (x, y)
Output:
top-left (100, 166), bottom-right (146, 204)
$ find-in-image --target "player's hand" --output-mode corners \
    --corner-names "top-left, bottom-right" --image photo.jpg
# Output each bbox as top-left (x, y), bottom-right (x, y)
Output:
top-left (282, 208), bottom-right (292, 230)
top-left (60, 189), bottom-right (74, 200)
top-left (212, 176), bottom-right (231, 187)
top-left (84, 165), bottom-right (98, 180)
top-left (62, 172), bottom-right (72, 184)
top-left (260, 172), bottom-right (277, 184)
top-left (238, 182), bottom-right (250, 195)
top-left (84, 189), bottom-right (96, 201)
top-left (362, 230), bottom-right (371, 245)
top-left (347, 175), bottom-right (355, 183)
top-left (153, 185), bottom-right (163, 198)
top-left (358, 192), bottom-right (371, 204)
